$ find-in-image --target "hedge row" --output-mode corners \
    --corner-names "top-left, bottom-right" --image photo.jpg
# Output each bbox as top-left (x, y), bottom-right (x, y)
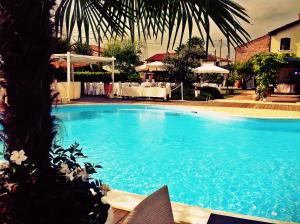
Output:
top-left (52, 70), bottom-right (141, 83)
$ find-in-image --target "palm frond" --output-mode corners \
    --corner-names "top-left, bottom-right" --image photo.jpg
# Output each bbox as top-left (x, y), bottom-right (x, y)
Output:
top-left (55, 0), bottom-right (251, 50)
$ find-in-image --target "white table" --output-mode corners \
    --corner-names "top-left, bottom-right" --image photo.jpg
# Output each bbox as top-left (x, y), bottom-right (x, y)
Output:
top-left (121, 86), bottom-right (171, 100)
top-left (55, 82), bottom-right (81, 100)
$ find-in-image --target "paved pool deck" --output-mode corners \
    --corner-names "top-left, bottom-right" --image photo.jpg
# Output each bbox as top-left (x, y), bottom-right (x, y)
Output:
top-left (66, 96), bottom-right (300, 119)
top-left (105, 189), bottom-right (296, 224)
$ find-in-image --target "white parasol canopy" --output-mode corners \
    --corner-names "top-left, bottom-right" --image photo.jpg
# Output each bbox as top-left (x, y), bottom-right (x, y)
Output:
top-left (135, 61), bottom-right (167, 72)
top-left (193, 64), bottom-right (229, 74)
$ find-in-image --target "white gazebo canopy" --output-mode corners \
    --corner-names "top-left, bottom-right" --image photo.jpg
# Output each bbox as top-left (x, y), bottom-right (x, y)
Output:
top-left (193, 63), bottom-right (229, 74)
top-left (51, 52), bottom-right (116, 101)
top-left (135, 61), bottom-right (167, 72)
top-left (103, 65), bottom-right (120, 74)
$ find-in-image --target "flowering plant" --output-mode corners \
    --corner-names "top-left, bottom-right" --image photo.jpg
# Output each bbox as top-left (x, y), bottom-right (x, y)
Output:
top-left (10, 150), bottom-right (28, 165)
top-left (0, 143), bottom-right (110, 224)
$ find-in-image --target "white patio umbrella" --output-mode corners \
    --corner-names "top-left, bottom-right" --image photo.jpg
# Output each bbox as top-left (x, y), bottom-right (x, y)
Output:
top-left (193, 64), bottom-right (229, 74)
top-left (135, 61), bottom-right (167, 72)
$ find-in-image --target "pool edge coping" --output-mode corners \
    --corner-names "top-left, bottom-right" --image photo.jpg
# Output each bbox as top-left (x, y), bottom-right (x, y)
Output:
top-left (53, 102), bottom-right (300, 120)
top-left (104, 189), bottom-right (297, 224)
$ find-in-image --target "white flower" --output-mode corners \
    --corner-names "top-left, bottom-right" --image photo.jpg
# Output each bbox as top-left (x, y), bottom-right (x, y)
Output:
top-left (60, 163), bottom-right (70, 174)
top-left (65, 171), bottom-right (75, 181)
top-left (89, 188), bottom-right (97, 196)
top-left (10, 150), bottom-right (27, 165)
top-left (76, 168), bottom-right (89, 181)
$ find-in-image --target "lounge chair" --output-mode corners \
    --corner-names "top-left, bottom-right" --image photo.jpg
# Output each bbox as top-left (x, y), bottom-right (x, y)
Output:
top-left (122, 185), bottom-right (174, 224)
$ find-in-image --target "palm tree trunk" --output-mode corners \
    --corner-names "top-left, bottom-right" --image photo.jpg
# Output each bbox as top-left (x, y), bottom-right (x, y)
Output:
top-left (0, 0), bottom-right (56, 173)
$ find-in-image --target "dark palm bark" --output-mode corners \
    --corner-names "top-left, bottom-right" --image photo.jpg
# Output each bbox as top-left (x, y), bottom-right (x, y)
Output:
top-left (0, 0), bottom-right (56, 173)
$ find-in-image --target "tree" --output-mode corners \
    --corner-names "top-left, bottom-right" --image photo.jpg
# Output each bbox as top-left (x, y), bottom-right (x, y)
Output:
top-left (231, 61), bottom-right (254, 89)
top-left (103, 40), bottom-right (142, 73)
top-left (72, 41), bottom-right (93, 55)
top-left (0, 0), bottom-right (251, 223)
top-left (53, 38), bottom-right (72, 53)
top-left (164, 37), bottom-right (206, 82)
top-left (250, 53), bottom-right (286, 98)
top-left (0, 1), bottom-right (108, 223)
top-left (53, 38), bottom-right (92, 55)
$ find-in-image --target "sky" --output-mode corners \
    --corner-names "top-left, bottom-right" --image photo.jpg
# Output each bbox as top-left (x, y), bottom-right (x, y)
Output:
top-left (142, 0), bottom-right (300, 60)
top-left (62, 0), bottom-right (300, 60)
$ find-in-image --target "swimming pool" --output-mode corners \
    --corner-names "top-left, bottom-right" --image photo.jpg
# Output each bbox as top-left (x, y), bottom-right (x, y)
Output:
top-left (54, 104), bottom-right (300, 222)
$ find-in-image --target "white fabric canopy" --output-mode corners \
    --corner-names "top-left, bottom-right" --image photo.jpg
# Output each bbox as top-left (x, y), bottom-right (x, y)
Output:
top-left (193, 64), bottom-right (229, 74)
top-left (135, 61), bottom-right (167, 72)
top-left (51, 52), bottom-right (116, 101)
top-left (51, 53), bottom-right (115, 64)
top-left (103, 65), bottom-right (120, 74)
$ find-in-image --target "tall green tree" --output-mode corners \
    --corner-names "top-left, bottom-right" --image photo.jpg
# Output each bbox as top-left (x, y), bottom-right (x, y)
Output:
top-left (0, 0), bottom-right (56, 172)
top-left (53, 38), bottom-right (72, 53)
top-left (72, 41), bottom-right (93, 55)
top-left (103, 40), bottom-right (142, 73)
top-left (231, 61), bottom-right (254, 89)
top-left (164, 37), bottom-right (206, 82)
top-left (251, 53), bottom-right (286, 98)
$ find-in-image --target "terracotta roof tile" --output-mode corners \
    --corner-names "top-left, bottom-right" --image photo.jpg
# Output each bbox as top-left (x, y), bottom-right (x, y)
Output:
top-left (146, 52), bottom-right (176, 62)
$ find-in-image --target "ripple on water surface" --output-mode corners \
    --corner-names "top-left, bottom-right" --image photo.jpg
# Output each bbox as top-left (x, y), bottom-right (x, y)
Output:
top-left (53, 104), bottom-right (300, 222)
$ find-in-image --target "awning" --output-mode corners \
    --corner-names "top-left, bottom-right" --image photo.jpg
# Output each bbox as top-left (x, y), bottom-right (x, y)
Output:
top-left (51, 52), bottom-right (116, 102)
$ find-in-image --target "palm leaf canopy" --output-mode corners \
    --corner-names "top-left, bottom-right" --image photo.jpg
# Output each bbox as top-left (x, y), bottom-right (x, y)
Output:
top-left (55, 0), bottom-right (250, 49)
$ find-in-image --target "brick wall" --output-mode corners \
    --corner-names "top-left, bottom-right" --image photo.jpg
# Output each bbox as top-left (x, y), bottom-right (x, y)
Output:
top-left (235, 35), bottom-right (270, 63)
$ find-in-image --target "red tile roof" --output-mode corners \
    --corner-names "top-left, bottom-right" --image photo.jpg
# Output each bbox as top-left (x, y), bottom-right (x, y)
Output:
top-left (205, 54), bottom-right (232, 62)
top-left (146, 52), bottom-right (231, 62)
top-left (146, 52), bottom-right (176, 62)
top-left (90, 45), bottom-right (105, 56)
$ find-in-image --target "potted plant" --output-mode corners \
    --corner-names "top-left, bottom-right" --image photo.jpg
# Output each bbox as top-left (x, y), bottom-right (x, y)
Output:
top-left (252, 91), bottom-right (260, 101)
top-left (251, 53), bottom-right (286, 101)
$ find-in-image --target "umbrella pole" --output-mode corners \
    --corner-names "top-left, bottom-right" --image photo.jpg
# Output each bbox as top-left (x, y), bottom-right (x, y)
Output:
top-left (110, 58), bottom-right (115, 98)
top-left (180, 82), bottom-right (184, 101)
top-left (67, 51), bottom-right (71, 103)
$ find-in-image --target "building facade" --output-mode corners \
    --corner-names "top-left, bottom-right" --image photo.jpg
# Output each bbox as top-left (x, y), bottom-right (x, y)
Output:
top-left (234, 14), bottom-right (300, 93)
top-left (235, 35), bottom-right (270, 63)
top-left (235, 14), bottom-right (300, 63)
top-left (269, 20), bottom-right (300, 56)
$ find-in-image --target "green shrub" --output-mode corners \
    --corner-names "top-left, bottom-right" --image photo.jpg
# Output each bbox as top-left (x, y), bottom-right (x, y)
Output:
top-left (0, 143), bottom-right (109, 223)
top-left (205, 73), bottom-right (224, 85)
top-left (127, 73), bottom-right (141, 82)
top-left (53, 70), bottom-right (129, 83)
top-left (171, 85), bottom-right (195, 100)
top-left (200, 86), bottom-right (222, 99)
top-left (171, 85), bottom-right (222, 101)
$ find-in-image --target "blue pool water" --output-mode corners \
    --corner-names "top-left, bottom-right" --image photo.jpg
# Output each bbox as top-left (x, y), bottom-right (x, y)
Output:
top-left (53, 105), bottom-right (300, 222)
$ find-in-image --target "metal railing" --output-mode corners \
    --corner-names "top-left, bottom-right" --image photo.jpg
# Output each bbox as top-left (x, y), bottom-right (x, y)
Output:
top-left (171, 82), bottom-right (184, 101)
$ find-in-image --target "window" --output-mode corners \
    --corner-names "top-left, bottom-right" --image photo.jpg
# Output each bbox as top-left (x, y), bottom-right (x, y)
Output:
top-left (280, 38), bottom-right (291, 50)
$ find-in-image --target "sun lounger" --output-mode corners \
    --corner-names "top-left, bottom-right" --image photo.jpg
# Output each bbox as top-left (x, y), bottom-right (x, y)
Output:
top-left (122, 186), bottom-right (174, 224)
top-left (207, 214), bottom-right (273, 224)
